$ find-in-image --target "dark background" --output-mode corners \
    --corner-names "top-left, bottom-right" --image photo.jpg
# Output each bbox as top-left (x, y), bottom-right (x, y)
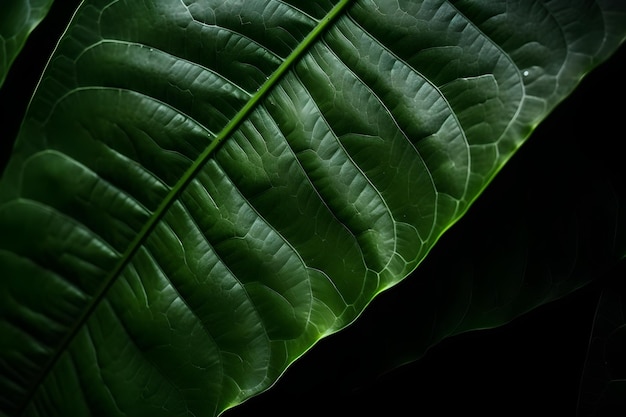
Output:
top-left (1, 2), bottom-right (624, 416)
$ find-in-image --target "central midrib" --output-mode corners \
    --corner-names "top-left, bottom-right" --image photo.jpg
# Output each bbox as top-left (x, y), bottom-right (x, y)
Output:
top-left (18, 0), bottom-right (354, 413)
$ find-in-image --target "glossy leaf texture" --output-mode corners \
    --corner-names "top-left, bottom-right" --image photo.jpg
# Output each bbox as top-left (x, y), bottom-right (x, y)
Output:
top-left (0, 1), bottom-right (625, 416)
top-left (0, 0), bottom-right (54, 88)
top-left (238, 55), bottom-right (626, 413)
top-left (316, 117), bottom-right (626, 393)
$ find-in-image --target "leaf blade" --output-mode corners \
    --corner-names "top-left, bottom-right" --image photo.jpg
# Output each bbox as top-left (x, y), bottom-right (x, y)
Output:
top-left (0, 0), bottom-right (54, 88)
top-left (1, 1), bottom-right (625, 416)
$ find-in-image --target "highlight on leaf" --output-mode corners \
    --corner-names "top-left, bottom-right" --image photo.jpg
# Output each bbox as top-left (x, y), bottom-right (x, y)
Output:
top-left (0, 1), bottom-right (625, 416)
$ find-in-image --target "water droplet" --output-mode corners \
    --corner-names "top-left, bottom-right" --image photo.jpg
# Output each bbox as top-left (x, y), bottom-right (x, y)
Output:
top-left (523, 70), bottom-right (529, 77)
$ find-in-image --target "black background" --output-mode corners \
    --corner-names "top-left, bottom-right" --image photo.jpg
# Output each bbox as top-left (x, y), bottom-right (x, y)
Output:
top-left (1, 2), bottom-right (624, 416)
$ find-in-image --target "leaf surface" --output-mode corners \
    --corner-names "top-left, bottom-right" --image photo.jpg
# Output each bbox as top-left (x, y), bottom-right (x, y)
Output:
top-left (0, 0), bottom-right (54, 88)
top-left (0, 1), bottom-right (625, 416)
top-left (250, 58), bottom-right (626, 406)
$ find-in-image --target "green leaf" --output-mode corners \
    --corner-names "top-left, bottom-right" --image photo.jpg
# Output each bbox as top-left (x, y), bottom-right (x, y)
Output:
top-left (0, 0), bottom-right (54, 88)
top-left (248, 56), bottom-right (626, 411)
top-left (0, 1), bottom-right (625, 416)
top-left (330, 126), bottom-right (626, 388)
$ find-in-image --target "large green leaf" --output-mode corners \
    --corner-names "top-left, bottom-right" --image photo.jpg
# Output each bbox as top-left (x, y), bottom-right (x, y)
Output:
top-left (234, 55), bottom-right (626, 412)
top-left (0, 0), bottom-right (54, 88)
top-left (1, 1), bottom-right (625, 416)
